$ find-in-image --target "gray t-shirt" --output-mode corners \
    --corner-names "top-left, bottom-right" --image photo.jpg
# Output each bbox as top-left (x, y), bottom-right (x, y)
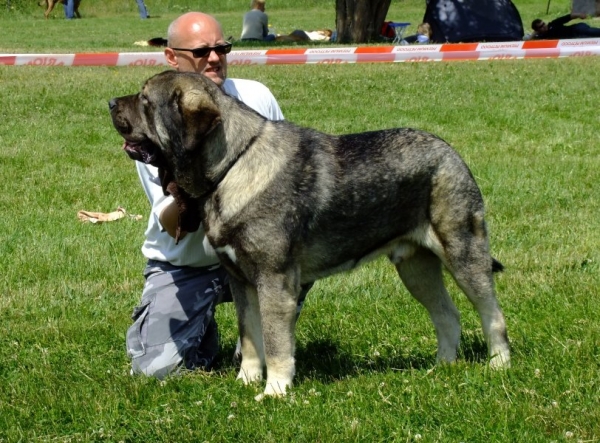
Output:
top-left (241, 9), bottom-right (269, 40)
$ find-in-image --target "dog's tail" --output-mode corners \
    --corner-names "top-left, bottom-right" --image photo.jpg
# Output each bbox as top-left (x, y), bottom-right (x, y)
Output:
top-left (492, 258), bottom-right (504, 273)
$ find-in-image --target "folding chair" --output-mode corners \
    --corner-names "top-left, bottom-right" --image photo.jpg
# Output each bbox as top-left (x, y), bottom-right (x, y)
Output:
top-left (389, 22), bottom-right (411, 44)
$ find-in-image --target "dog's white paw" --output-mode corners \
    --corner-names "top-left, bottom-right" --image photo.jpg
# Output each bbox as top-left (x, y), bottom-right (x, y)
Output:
top-left (236, 360), bottom-right (264, 385)
top-left (489, 350), bottom-right (511, 369)
top-left (254, 392), bottom-right (267, 402)
top-left (253, 381), bottom-right (289, 401)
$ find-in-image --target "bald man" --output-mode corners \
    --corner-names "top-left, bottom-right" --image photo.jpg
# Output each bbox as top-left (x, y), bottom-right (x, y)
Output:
top-left (125, 12), bottom-right (307, 379)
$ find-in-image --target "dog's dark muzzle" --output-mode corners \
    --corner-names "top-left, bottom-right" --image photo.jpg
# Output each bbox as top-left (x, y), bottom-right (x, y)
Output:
top-left (108, 96), bottom-right (165, 168)
top-left (108, 97), bottom-right (135, 135)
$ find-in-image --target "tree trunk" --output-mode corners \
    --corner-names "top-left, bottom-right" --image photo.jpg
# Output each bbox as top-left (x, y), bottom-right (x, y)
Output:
top-left (335, 0), bottom-right (393, 44)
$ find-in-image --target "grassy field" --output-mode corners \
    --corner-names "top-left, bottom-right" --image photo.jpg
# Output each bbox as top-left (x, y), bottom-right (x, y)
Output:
top-left (0, 0), bottom-right (588, 52)
top-left (1, 0), bottom-right (600, 441)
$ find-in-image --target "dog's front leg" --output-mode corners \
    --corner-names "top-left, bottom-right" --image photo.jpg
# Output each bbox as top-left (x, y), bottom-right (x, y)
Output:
top-left (230, 279), bottom-right (265, 385)
top-left (255, 271), bottom-right (299, 400)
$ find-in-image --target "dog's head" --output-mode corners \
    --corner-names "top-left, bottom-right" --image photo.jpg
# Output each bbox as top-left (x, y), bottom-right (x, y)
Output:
top-left (109, 70), bottom-right (225, 237)
top-left (109, 70), bottom-right (222, 177)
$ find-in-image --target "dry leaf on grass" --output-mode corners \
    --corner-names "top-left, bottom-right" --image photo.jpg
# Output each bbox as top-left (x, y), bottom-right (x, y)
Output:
top-left (77, 207), bottom-right (142, 224)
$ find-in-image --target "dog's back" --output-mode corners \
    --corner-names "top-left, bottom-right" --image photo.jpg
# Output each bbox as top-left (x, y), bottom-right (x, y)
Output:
top-left (251, 126), bottom-right (483, 282)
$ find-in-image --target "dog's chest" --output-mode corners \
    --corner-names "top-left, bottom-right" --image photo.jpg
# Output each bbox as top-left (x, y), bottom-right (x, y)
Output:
top-left (203, 209), bottom-right (242, 264)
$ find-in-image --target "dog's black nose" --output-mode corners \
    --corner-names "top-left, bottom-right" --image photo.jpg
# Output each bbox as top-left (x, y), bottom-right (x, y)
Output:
top-left (108, 99), bottom-right (117, 111)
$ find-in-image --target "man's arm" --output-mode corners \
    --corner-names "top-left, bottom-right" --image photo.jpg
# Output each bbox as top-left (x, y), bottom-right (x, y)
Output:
top-left (549, 13), bottom-right (585, 27)
top-left (159, 200), bottom-right (186, 239)
top-left (261, 13), bottom-right (269, 38)
top-left (136, 162), bottom-right (185, 240)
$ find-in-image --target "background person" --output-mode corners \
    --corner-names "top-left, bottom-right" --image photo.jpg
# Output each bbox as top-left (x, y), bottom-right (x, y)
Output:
top-left (126, 11), bottom-right (307, 379)
top-left (240, 0), bottom-right (276, 41)
top-left (532, 13), bottom-right (600, 39)
top-left (135, 0), bottom-right (149, 19)
top-left (63, 0), bottom-right (74, 19)
top-left (403, 22), bottom-right (432, 44)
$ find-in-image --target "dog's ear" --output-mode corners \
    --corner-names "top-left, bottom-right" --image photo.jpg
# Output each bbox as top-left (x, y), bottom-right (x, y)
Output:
top-left (177, 89), bottom-right (222, 149)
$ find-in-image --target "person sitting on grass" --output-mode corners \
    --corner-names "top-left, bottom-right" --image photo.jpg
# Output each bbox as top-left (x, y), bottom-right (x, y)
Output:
top-left (403, 23), bottom-right (432, 44)
top-left (532, 12), bottom-right (600, 39)
top-left (240, 0), bottom-right (276, 42)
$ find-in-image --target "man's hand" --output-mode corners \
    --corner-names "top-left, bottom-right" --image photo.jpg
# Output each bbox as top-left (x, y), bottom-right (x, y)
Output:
top-left (159, 200), bottom-right (187, 240)
top-left (572, 12), bottom-right (588, 20)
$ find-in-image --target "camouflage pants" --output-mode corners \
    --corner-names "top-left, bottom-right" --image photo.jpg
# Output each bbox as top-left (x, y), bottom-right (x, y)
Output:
top-left (126, 260), bottom-right (229, 379)
top-left (126, 260), bottom-right (311, 379)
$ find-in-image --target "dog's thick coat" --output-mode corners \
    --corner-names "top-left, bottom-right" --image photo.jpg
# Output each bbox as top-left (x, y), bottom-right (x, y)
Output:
top-left (109, 71), bottom-right (510, 398)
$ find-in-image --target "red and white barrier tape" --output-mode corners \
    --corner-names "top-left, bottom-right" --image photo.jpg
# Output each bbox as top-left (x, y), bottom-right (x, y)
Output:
top-left (1, 39), bottom-right (599, 66)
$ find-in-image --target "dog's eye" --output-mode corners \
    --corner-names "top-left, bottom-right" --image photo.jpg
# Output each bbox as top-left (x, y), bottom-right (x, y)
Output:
top-left (140, 94), bottom-right (150, 106)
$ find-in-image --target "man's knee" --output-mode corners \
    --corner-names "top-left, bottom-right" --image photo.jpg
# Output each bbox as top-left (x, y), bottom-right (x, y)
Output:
top-left (129, 341), bottom-right (183, 379)
top-left (127, 317), bottom-right (220, 379)
top-left (129, 337), bottom-right (219, 379)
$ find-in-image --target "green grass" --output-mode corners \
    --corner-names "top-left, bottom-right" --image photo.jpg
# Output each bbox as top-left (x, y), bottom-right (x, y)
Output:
top-left (0, 0), bottom-right (587, 52)
top-left (1, 0), bottom-right (600, 441)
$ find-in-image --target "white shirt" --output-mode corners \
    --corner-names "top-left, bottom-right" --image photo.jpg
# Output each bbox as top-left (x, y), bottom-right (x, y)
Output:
top-left (136, 78), bottom-right (284, 267)
top-left (417, 34), bottom-right (430, 44)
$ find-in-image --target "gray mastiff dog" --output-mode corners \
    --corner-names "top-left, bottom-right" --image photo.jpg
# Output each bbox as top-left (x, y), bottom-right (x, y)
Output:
top-left (109, 71), bottom-right (510, 399)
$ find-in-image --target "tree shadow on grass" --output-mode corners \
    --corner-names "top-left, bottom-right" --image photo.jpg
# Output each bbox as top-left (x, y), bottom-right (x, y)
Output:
top-left (230, 39), bottom-right (333, 49)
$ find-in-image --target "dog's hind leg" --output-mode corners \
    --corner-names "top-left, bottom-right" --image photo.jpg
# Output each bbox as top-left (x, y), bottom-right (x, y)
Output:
top-left (392, 247), bottom-right (461, 364)
top-left (231, 279), bottom-right (265, 386)
top-left (428, 165), bottom-right (510, 368)
top-left (442, 235), bottom-right (510, 369)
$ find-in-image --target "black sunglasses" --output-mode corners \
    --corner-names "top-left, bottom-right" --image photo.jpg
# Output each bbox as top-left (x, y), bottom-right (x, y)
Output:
top-left (170, 42), bottom-right (232, 59)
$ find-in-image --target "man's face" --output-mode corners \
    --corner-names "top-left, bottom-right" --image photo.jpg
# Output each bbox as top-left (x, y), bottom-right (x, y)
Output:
top-left (536, 21), bottom-right (548, 33)
top-left (165, 20), bottom-right (228, 87)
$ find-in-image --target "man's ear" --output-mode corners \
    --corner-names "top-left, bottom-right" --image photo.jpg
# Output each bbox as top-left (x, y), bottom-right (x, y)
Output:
top-left (164, 48), bottom-right (178, 69)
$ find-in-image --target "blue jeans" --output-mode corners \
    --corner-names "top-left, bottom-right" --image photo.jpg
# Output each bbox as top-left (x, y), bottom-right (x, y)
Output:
top-left (136, 0), bottom-right (149, 19)
top-left (572, 23), bottom-right (600, 37)
top-left (63, 0), bottom-right (74, 19)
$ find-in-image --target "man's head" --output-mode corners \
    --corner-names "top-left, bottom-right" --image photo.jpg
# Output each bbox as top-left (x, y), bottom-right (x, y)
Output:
top-left (164, 12), bottom-right (230, 87)
top-left (532, 19), bottom-right (548, 34)
top-left (251, 0), bottom-right (265, 12)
